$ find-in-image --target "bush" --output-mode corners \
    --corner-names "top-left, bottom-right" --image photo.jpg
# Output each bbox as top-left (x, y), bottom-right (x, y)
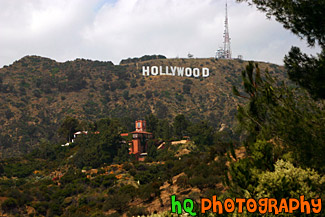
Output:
top-left (176, 174), bottom-right (189, 188)
top-left (33, 89), bottom-right (42, 98)
top-left (145, 90), bottom-right (152, 99)
top-left (127, 206), bottom-right (148, 217)
top-left (130, 79), bottom-right (137, 88)
top-left (122, 90), bottom-right (130, 100)
top-left (189, 176), bottom-right (206, 191)
top-left (182, 84), bottom-right (191, 94)
top-left (256, 160), bottom-right (325, 200)
top-left (139, 182), bottom-right (161, 201)
top-left (119, 185), bottom-right (137, 199)
top-left (5, 109), bottom-right (14, 120)
top-left (103, 193), bottom-right (131, 213)
top-left (34, 201), bottom-right (49, 216)
top-left (1, 198), bottom-right (18, 213)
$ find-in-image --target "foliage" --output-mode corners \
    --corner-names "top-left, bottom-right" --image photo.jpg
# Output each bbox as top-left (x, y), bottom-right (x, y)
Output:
top-left (182, 84), bottom-right (191, 94)
top-left (232, 62), bottom-right (325, 172)
top-left (120, 54), bottom-right (167, 64)
top-left (173, 114), bottom-right (189, 139)
top-left (147, 139), bottom-right (158, 159)
top-left (256, 160), bottom-right (325, 200)
top-left (1, 198), bottom-right (18, 213)
top-left (72, 118), bottom-right (123, 168)
top-left (127, 206), bottom-right (149, 217)
top-left (284, 47), bottom-right (325, 99)
top-left (103, 193), bottom-right (131, 213)
top-left (238, 0), bottom-right (325, 99)
top-left (139, 182), bottom-right (162, 201)
top-left (187, 121), bottom-right (215, 148)
top-left (237, 0), bottom-right (325, 47)
top-left (58, 116), bottom-right (79, 142)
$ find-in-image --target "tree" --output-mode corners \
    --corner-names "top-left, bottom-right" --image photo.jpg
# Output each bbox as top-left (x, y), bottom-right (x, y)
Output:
top-left (284, 47), bottom-right (325, 99)
top-left (73, 118), bottom-right (123, 168)
top-left (147, 140), bottom-right (158, 159)
top-left (233, 63), bottom-right (325, 172)
top-left (114, 142), bottom-right (130, 163)
top-left (1, 198), bottom-right (18, 213)
top-left (187, 121), bottom-right (215, 147)
top-left (173, 114), bottom-right (190, 139)
top-left (227, 60), bottom-right (325, 203)
top-left (256, 160), bottom-right (325, 201)
top-left (130, 79), bottom-right (137, 88)
top-left (0, 163), bottom-right (4, 175)
top-left (156, 119), bottom-right (173, 140)
top-left (155, 101), bottom-right (168, 119)
top-left (182, 84), bottom-right (191, 94)
top-left (104, 194), bottom-right (131, 213)
top-left (232, 62), bottom-right (273, 144)
top-left (122, 90), bottom-right (130, 100)
top-left (238, 0), bottom-right (325, 99)
top-left (58, 116), bottom-right (79, 142)
top-left (145, 114), bottom-right (158, 135)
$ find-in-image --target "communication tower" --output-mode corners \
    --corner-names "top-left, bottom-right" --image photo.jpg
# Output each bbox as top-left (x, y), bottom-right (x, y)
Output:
top-left (216, 0), bottom-right (232, 59)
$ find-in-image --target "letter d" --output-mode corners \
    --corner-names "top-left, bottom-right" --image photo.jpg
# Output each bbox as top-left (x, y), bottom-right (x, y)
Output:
top-left (202, 68), bottom-right (209, 77)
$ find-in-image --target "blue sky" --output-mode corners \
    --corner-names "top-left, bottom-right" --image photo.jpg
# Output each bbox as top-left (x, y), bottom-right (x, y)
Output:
top-left (95, 0), bottom-right (117, 11)
top-left (0, 0), bottom-right (321, 67)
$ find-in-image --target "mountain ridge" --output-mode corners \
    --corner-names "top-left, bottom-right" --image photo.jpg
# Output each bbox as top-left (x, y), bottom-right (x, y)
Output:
top-left (0, 55), bottom-right (286, 158)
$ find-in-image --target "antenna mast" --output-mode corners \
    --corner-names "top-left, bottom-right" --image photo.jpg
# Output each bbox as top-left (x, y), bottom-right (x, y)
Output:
top-left (223, 0), bottom-right (231, 59)
top-left (215, 0), bottom-right (232, 59)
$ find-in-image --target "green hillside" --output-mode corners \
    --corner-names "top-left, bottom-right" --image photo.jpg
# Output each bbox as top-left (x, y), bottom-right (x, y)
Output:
top-left (0, 55), bottom-right (324, 217)
top-left (0, 55), bottom-right (285, 157)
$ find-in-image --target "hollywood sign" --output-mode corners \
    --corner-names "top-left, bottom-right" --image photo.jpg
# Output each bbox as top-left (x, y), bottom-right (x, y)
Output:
top-left (142, 66), bottom-right (210, 78)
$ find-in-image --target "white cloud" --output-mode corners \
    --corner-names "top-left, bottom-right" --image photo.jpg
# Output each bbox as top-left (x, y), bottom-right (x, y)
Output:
top-left (0, 0), bottom-right (321, 67)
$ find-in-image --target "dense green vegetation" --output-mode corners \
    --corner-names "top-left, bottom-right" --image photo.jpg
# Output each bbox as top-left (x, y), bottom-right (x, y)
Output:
top-left (1, 61), bottom-right (324, 216)
top-left (0, 1), bottom-right (324, 216)
top-left (0, 54), bottom-right (284, 158)
top-left (0, 114), bottom-right (231, 216)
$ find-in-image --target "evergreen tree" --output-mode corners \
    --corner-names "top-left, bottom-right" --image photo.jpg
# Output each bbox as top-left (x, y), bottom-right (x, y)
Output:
top-left (173, 114), bottom-right (189, 139)
top-left (233, 62), bottom-right (325, 172)
top-left (57, 116), bottom-right (79, 142)
top-left (238, 0), bottom-right (325, 99)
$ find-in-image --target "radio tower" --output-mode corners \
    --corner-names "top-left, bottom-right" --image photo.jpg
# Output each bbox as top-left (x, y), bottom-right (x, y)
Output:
top-left (223, 0), bottom-right (231, 59)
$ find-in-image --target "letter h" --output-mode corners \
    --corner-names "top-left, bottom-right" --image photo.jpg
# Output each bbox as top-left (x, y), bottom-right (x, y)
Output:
top-left (142, 66), bottom-right (150, 76)
top-left (171, 195), bottom-right (182, 214)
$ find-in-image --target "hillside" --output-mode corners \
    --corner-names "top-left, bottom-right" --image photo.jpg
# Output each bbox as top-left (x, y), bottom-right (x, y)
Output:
top-left (0, 55), bottom-right (285, 157)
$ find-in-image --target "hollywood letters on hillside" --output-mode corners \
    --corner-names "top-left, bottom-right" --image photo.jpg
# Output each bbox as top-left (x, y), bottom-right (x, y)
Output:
top-left (142, 66), bottom-right (210, 78)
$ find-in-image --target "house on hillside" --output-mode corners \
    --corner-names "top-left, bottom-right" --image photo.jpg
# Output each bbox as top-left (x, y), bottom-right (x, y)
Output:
top-left (121, 120), bottom-right (153, 161)
top-left (71, 131), bottom-right (100, 143)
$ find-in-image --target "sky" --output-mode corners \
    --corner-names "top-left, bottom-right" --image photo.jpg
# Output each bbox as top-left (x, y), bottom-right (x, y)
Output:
top-left (0, 0), bottom-right (321, 67)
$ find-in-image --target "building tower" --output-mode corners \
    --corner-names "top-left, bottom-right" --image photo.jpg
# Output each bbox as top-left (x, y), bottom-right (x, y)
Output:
top-left (216, 0), bottom-right (232, 59)
top-left (223, 0), bottom-right (231, 59)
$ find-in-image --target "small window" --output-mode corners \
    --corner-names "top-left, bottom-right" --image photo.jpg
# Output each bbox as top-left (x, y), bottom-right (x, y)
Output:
top-left (137, 122), bottom-right (141, 128)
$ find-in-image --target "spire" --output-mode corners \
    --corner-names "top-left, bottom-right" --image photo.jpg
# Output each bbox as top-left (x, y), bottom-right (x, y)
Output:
top-left (223, 0), bottom-right (231, 59)
top-left (215, 0), bottom-right (232, 59)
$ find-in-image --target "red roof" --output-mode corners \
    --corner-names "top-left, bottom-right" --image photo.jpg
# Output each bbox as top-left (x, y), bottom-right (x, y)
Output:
top-left (129, 131), bottom-right (152, 135)
top-left (121, 133), bottom-right (129, 137)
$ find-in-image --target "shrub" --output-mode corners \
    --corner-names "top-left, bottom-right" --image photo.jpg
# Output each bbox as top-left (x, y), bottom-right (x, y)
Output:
top-left (182, 84), bottom-right (191, 94)
top-left (130, 79), bottom-right (137, 88)
top-left (127, 206), bottom-right (148, 217)
top-left (145, 90), bottom-right (152, 99)
top-left (122, 90), bottom-right (130, 100)
top-left (103, 193), bottom-right (131, 213)
top-left (176, 174), bottom-right (189, 188)
top-left (1, 198), bottom-right (18, 213)
top-left (256, 160), bottom-right (325, 200)
top-left (33, 89), bottom-right (42, 98)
